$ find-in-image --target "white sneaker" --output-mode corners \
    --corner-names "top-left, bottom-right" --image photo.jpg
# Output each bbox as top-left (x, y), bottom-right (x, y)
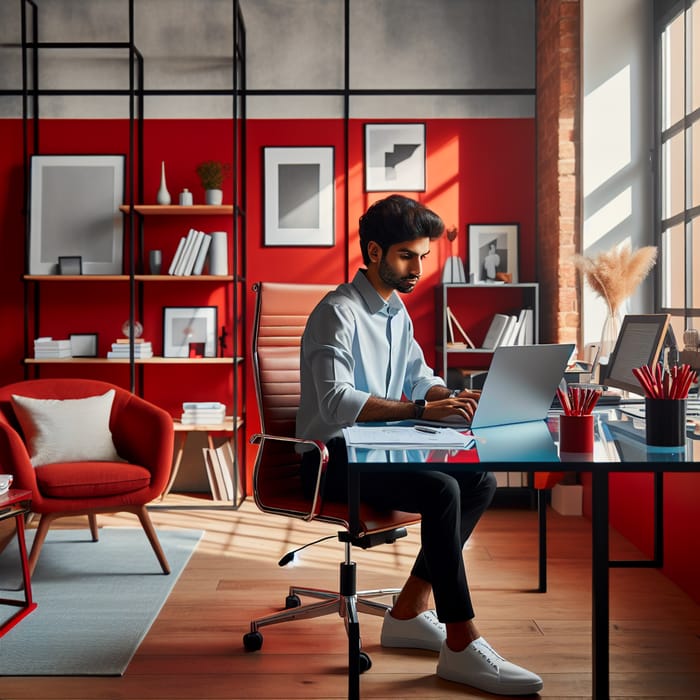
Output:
top-left (437, 637), bottom-right (543, 695)
top-left (380, 610), bottom-right (446, 652)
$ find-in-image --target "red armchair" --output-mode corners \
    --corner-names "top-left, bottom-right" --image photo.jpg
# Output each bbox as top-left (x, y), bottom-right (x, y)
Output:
top-left (0, 378), bottom-right (173, 576)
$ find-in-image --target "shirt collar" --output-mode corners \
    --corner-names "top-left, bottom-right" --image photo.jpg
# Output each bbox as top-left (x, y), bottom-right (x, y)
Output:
top-left (351, 269), bottom-right (403, 317)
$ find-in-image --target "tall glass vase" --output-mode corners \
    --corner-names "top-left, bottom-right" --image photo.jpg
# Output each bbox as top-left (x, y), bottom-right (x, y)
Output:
top-left (592, 308), bottom-right (622, 383)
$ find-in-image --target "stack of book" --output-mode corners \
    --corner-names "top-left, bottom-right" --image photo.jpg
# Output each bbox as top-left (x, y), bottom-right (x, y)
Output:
top-left (34, 337), bottom-right (71, 358)
top-left (180, 401), bottom-right (226, 425)
top-left (481, 308), bottom-right (534, 349)
top-left (107, 338), bottom-right (154, 359)
top-left (168, 228), bottom-right (212, 276)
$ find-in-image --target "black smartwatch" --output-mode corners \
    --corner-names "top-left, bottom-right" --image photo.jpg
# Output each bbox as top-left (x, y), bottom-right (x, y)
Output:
top-left (413, 399), bottom-right (426, 419)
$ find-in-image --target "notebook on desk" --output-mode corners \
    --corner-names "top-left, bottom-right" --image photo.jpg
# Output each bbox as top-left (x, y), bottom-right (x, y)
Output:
top-left (420, 343), bottom-right (575, 429)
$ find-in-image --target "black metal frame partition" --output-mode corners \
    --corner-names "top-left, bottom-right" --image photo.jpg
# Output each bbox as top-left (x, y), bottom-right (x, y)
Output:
top-left (17, 0), bottom-right (247, 505)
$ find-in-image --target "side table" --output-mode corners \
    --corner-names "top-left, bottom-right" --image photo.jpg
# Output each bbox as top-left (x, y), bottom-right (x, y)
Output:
top-left (0, 489), bottom-right (37, 636)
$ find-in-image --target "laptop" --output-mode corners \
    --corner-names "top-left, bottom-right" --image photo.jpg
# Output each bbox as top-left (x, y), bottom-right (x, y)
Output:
top-left (421, 343), bottom-right (575, 429)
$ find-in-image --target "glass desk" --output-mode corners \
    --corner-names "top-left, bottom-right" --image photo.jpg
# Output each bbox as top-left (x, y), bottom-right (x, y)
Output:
top-left (346, 411), bottom-right (699, 700)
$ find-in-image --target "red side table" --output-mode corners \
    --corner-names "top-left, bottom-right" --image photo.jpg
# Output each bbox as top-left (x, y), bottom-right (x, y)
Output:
top-left (0, 489), bottom-right (37, 636)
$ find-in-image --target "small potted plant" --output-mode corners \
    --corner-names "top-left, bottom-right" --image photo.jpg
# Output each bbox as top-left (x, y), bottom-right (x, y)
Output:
top-left (196, 160), bottom-right (231, 205)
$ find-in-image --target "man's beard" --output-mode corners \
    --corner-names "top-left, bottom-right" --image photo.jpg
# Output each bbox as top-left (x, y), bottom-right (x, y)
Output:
top-left (378, 256), bottom-right (419, 294)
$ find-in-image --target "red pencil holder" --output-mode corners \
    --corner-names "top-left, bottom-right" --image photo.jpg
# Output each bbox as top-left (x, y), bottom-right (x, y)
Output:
top-left (645, 398), bottom-right (686, 447)
top-left (559, 414), bottom-right (595, 453)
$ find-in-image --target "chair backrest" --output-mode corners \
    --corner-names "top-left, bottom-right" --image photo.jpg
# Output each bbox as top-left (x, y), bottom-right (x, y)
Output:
top-left (251, 281), bottom-right (421, 537)
top-left (253, 281), bottom-right (335, 438)
top-left (251, 282), bottom-right (336, 513)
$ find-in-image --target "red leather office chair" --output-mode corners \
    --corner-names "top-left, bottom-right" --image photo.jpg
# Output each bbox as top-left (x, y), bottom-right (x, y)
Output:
top-left (243, 282), bottom-right (421, 688)
top-left (0, 378), bottom-right (173, 575)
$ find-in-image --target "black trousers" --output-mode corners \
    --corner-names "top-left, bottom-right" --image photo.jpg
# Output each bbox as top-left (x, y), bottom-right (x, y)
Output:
top-left (302, 437), bottom-right (497, 623)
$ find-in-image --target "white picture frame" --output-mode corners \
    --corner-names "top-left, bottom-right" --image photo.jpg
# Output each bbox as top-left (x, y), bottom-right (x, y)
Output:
top-left (468, 223), bottom-right (520, 284)
top-left (28, 154), bottom-right (125, 275)
top-left (162, 306), bottom-right (218, 358)
top-left (364, 123), bottom-right (426, 192)
top-left (263, 146), bottom-right (335, 247)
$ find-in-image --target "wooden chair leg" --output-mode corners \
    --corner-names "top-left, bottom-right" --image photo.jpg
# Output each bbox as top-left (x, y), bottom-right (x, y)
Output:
top-left (88, 513), bottom-right (99, 541)
top-left (133, 505), bottom-right (170, 574)
top-left (27, 512), bottom-right (60, 576)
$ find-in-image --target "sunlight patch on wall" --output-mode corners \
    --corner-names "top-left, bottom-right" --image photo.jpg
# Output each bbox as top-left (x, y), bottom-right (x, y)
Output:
top-left (583, 65), bottom-right (631, 198)
top-left (582, 188), bottom-right (632, 249)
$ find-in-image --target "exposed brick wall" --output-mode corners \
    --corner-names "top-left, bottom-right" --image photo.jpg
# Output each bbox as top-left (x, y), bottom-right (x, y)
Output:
top-left (536, 0), bottom-right (581, 348)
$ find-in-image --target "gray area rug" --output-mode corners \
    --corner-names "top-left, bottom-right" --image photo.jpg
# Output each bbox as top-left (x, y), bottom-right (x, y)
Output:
top-left (0, 526), bottom-right (203, 676)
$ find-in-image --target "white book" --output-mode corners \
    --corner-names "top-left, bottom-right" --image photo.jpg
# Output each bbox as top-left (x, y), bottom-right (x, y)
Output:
top-left (517, 308), bottom-right (534, 345)
top-left (181, 413), bottom-right (226, 425)
top-left (168, 237), bottom-right (187, 275)
top-left (107, 349), bottom-right (153, 358)
top-left (202, 448), bottom-right (223, 501)
top-left (182, 401), bottom-right (226, 411)
top-left (182, 230), bottom-right (205, 276)
top-left (509, 309), bottom-right (528, 346)
top-left (174, 228), bottom-right (198, 276)
top-left (192, 233), bottom-right (212, 275)
top-left (498, 315), bottom-right (518, 346)
top-left (214, 442), bottom-right (236, 501)
top-left (482, 313), bottom-right (511, 350)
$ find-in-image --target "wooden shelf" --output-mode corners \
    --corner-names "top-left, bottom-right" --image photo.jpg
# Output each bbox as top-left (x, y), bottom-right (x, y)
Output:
top-left (135, 274), bottom-right (233, 282)
top-left (120, 205), bottom-right (234, 216)
top-left (24, 274), bottom-right (129, 282)
top-left (24, 274), bottom-right (233, 282)
top-left (25, 356), bottom-right (243, 365)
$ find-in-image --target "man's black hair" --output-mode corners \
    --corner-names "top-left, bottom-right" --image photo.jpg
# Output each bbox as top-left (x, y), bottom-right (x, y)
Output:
top-left (358, 194), bottom-right (444, 265)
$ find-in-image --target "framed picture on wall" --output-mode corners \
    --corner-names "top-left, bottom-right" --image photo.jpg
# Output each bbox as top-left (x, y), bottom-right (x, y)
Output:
top-left (364, 123), bottom-right (426, 192)
top-left (263, 146), bottom-right (335, 247)
top-left (163, 306), bottom-right (218, 358)
top-left (28, 154), bottom-right (125, 275)
top-left (468, 223), bottom-right (519, 284)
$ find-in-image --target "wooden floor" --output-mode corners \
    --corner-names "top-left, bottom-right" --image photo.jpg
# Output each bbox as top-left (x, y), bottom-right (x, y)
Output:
top-left (2, 496), bottom-right (700, 699)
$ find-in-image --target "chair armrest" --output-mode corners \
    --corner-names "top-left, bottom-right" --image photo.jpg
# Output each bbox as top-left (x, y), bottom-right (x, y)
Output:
top-left (111, 395), bottom-right (174, 494)
top-left (0, 416), bottom-right (39, 494)
top-left (250, 433), bottom-right (328, 521)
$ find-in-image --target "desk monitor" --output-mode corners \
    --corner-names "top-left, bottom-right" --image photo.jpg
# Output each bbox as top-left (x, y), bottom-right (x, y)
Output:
top-left (604, 314), bottom-right (670, 395)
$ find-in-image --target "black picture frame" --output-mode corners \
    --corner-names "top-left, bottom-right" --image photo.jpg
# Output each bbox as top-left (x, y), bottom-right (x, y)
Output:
top-left (58, 256), bottom-right (83, 275)
top-left (69, 333), bottom-right (98, 357)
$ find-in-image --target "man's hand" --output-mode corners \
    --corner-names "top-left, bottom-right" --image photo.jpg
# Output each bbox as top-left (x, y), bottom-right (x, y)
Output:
top-left (422, 391), bottom-right (479, 422)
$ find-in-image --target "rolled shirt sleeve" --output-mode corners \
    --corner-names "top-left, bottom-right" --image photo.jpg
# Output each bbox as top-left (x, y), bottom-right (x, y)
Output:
top-left (296, 271), bottom-right (444, 445)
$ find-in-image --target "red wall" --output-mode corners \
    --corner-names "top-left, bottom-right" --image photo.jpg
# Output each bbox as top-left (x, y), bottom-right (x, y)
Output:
top-left (1, 116), bottom-right (698, 604)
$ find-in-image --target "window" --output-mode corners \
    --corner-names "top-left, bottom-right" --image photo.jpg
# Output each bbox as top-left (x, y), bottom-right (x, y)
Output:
top-left (655, 0), bottom-right (700, 342)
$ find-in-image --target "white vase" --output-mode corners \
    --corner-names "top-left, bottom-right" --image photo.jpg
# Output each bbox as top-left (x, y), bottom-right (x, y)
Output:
top-left (205, 188), bottom-right (223, 205)
top-left (209, 231), bottom-right (228, 275)
top-left (592, 308), bottom-right (622, 383)
top-left (156, 161), bottom-right (171, 205)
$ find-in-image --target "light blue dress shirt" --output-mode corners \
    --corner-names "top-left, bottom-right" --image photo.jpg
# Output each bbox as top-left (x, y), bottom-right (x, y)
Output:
top-left (296, 269), bottom-right (445, 445)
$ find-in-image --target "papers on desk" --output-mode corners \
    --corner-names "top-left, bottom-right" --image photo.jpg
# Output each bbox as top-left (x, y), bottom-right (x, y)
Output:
top-left (343, 425), bottom-right (474, 450)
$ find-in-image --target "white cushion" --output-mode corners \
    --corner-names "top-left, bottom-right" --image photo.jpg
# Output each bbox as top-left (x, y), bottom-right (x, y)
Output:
top-left (11, 390), bottom-right (122, 467)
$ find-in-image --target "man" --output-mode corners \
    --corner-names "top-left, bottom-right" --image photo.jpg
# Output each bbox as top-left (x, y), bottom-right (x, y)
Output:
top-left (484, 239), bottom-right (501, 281)
top-left (296, 195), bottom-right (543, 695)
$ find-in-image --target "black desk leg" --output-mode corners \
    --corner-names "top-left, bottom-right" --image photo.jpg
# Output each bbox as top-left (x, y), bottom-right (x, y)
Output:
top-left (537, 489), bottom-right (547, 593)
top-left (591, 470), bottom-right (610, 699)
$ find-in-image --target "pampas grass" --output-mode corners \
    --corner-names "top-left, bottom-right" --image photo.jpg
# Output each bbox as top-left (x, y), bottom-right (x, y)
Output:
top-left (572, 244), bottom-right (658, 314)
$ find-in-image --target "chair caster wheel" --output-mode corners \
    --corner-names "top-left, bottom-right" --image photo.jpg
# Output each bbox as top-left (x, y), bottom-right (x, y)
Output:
top-left (243, 631), bottom-right (263, 652)
top-left (359, 651), bottom-right (372, 673)
top-left (285, 594), bottom-right (301, 608)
